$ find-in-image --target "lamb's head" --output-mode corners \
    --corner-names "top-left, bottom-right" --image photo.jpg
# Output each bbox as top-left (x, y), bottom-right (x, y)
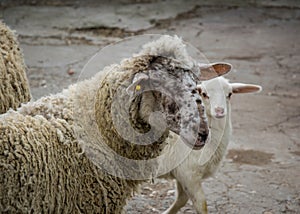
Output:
top-left (197, 76), bottom-right (262, 119)
top-left (119, 55), bottom-right (231, 150)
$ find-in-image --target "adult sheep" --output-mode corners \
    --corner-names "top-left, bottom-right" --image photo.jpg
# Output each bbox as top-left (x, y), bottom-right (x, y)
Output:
top-left (159, 76), bottom-right (262, 214)
top-left (0, 36), bottom-right (230, 213)
top-left (0, 21), bottom-right (31, 113)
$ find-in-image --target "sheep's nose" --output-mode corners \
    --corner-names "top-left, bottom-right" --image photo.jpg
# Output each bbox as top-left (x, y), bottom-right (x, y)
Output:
top-left (199, 132), bottom-right (208, 143)
top-left (215, 107), bottom-right (224, 114)
top-left (214, 107), bottom-right (225, 118)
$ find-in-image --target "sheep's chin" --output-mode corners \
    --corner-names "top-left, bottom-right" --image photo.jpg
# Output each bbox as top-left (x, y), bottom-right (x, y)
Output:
top-left (180, 137), bottom-right (206, 150)
top-left (214, 114), bottom-right (226, 119)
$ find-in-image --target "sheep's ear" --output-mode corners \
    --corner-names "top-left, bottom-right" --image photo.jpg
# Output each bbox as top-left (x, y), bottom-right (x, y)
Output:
top-left (231, 83), bottom-right (262, 94)
top-left (198, 62), bottom-right (232, 81)
top-left (126, 73), bottom-right (149, 95)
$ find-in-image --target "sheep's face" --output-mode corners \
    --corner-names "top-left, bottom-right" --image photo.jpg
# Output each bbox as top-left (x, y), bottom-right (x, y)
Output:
top-left (198, 77), bottom-right (262, 120)
top-left (126, 56), bottom-right (230, 150)
top-left (198, 78), bottom-right (231, 119)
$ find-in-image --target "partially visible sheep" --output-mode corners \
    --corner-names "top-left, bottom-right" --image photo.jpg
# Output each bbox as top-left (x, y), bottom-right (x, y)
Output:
top-left (0, 36), bottom-right (230, 213)
top-left (0, 21), bottom-right (31, 113)
top-left (159, 76), bottom-right (262, 214)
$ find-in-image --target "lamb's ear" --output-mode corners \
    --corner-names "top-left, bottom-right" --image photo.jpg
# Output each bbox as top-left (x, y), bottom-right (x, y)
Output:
top-left (126, 73), bottom-right (149, 95)
top-left (198, 62), bottom-right (232, 81)
top-left (231, 83), bottom-right (262, 94)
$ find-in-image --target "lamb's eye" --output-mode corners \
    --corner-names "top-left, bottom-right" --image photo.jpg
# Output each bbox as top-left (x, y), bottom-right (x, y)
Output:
top-left (202, 92), bottom-right (209, 99)
top-left (228, 92), bottom-right (232, 98)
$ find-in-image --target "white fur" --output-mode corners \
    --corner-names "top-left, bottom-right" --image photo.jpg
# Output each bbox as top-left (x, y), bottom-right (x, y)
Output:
top-left (158, 77), bottom-right (262, 214)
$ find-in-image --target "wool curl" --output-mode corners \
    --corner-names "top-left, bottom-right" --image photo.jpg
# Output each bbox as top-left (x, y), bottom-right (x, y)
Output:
top-left (136, 35), bottom-right (195, 70)
top-left (0, 21), bottom-right (31, 113)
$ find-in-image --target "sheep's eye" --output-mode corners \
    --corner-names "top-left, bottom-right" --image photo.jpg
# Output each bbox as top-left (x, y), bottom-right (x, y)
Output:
top-left (151, 80), bottom-right (160, 87)
top-left (202, 92), bottom-right (209, 99)
top-left (228, 92), bottom-right (232, 98)
top-left (191, 89), bottom-right (197, 94)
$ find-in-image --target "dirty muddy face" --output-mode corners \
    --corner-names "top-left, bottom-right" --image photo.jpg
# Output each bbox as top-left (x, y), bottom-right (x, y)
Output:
top-left (159, 71), bottom-right (209, 150)
top-left (127, 56), bottom-right (210, 150)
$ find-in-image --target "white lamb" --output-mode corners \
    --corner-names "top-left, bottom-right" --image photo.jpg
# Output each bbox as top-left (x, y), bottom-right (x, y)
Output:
top-left (159, 76), bottom-right (262, 214)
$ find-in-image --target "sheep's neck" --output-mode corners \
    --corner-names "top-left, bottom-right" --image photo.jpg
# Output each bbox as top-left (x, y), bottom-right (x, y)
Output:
top-left (205, 106), bottom-right (232, 165)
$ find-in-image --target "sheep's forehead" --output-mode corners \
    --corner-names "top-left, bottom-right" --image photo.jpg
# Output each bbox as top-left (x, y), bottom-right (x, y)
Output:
top-left (202, 77), bottom-right (231, 95)
top-left (149, 68), bottom-right (198, 87)
top-left (151, 70), bottom-right (198, 99)
top-left (146, 68), bottom-right (201, 116)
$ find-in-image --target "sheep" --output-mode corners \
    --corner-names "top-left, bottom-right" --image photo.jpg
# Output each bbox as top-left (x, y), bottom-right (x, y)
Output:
top-left (0, 35), bottom-right (231, 213)
top-left (158, 76), bottom-right (262, 214)
top-left (0, 21), bottom-right (31, 114)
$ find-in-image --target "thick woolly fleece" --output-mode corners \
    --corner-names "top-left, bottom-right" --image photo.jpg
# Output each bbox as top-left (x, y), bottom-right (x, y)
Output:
top-left (0, 21), bottom-right (31, 113)
top-left (0, 59), bottom-right (158, 213)
top-left (0, 36), bottom-right (203, 213)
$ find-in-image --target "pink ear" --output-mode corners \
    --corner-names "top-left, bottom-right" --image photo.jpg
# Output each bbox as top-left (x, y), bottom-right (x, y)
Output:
top-left (198, 62), bottom-right (232, 81)
top-left (231, 83), bottom-right (262, 94)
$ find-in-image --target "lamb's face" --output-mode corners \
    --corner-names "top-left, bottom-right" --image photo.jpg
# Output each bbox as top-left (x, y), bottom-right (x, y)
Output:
top-left (126, 56), bottom-right (209, 150)
top-left (197, 77), bottom-right (231, 119)
top-left (198, 77), bottom-right (262, 120)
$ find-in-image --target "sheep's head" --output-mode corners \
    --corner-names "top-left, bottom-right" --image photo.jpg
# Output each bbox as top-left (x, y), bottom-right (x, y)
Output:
top-left (124, 56), bottom-right (231, 150)
top-left (197, 76), bottom-right (262, 119)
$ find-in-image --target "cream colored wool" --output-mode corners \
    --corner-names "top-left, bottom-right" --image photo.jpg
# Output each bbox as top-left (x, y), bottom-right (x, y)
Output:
top-left (0, 58), bottom-right (163, 213)
top-left (0, 37), bottom-right (209, 212)
top-left (0, 21), bottom-right (31, 113)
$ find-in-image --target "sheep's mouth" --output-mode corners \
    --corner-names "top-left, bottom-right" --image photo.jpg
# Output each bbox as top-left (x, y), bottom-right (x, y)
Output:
top-left (215, 114), bottom-right (225, 119)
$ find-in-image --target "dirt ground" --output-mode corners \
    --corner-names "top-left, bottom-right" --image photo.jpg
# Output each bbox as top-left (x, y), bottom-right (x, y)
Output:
top-left (1, 0), bottom-right (299, 213)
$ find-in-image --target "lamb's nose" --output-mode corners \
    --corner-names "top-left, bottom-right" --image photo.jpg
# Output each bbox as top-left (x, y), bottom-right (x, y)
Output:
top-left (215, 107), bottom-right (224, 114)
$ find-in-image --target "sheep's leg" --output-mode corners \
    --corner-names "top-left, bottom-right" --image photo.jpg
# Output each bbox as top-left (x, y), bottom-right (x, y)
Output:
top-left (185, 182), bottom-right (208, 214)
top-left (162, 180), bottom-right (189, 214)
